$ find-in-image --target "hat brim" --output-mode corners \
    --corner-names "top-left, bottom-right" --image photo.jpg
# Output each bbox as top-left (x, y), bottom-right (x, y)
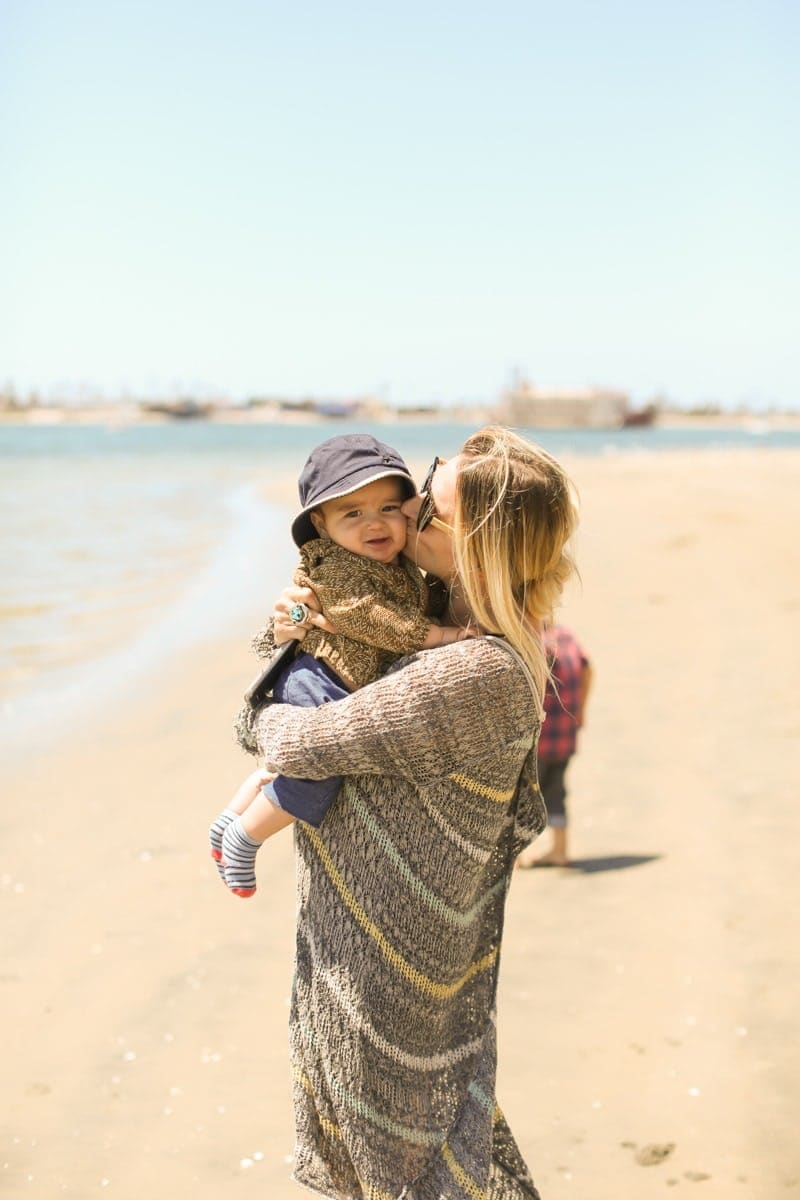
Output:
top-left (291, 468), bottom-right (417, 547)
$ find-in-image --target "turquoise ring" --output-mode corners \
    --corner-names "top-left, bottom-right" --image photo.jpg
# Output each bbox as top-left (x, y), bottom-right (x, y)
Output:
top-left (289, 602), bottom-right (310, 626)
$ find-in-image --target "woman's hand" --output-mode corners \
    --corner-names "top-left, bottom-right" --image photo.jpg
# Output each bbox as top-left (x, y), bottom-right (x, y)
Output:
top-left (273, 585), bottom-right (336, 645)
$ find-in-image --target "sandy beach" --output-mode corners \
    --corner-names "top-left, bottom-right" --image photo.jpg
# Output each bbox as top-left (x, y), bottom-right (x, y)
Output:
top-left (2, 447), bottom-right (799, 1199)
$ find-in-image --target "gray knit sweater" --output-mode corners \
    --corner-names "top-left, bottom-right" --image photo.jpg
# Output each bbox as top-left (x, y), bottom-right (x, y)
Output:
top-left (255, 636), bottom-right (546, 1200)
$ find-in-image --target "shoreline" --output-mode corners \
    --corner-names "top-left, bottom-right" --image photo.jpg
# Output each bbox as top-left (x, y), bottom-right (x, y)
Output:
top-left (2, 407), bottom-right (800, 431)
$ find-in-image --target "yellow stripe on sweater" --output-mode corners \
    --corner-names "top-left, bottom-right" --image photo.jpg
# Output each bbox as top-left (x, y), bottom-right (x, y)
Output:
top-left (364, 1185), bottom-right (400, 1200)
top-left (304, 827), bottom-right (498, 999)
top-left (449, 772), bottom-right (515, 804)
top-left (293, 1068), bottom-right (342, 1142)
top-left (442, 1142), bottom-right (486, 1199)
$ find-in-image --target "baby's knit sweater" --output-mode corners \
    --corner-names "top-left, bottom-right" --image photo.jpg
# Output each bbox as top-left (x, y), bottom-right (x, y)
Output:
top-left (255, 636), bottom-right (546, 1200)
top-left (296, 539), bottom-right (432, 690)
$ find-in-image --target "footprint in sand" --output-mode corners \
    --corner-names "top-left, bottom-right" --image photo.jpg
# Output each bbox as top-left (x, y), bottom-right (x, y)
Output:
top-left (634, 1143), bottom-right (675, 1166)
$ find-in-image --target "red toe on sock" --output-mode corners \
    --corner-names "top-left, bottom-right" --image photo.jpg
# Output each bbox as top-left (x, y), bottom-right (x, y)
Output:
top-left (211, 848), bottom-right (222, 861)
top-left (231, 886), bottom-right (256, 898)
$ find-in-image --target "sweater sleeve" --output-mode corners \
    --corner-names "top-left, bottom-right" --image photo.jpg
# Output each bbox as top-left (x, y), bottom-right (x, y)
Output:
top-left (255, 639), bottom-right (537, 785)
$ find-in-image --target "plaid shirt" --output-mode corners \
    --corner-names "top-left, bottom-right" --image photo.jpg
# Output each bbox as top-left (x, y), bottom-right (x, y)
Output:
top-left (537, 625), bottom-right (589, 763)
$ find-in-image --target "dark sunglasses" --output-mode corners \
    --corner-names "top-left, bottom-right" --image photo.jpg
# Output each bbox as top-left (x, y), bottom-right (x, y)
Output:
top-left (416, 457), bottom-right (454, 534)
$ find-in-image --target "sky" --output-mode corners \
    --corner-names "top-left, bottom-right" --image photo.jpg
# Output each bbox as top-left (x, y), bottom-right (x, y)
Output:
top-left (1, 0), bottom-right (798, 410)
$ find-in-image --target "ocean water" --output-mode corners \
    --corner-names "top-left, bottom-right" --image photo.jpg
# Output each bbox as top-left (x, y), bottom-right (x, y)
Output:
top-left (2, 418), bottom-right (798, 752)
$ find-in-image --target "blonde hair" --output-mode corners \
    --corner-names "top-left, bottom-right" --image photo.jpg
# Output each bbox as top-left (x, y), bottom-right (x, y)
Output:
top-left (454, 426), bottom-right (578, 700)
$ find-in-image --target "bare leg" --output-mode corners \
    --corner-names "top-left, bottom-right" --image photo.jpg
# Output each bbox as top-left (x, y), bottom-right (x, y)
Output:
top-left (209, 768), bottom-right (270, 880)
top-left (239, 790), bottom-right (296, 840)
top-left (227, 768), bottom-right (273, 816)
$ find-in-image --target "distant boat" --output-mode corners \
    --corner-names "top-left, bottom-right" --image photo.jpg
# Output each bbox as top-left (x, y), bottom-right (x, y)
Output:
top-left (622, 404), bottom-right (658, 428)
top-left (142, 400), bottom-right (212, 420)
top-left (314, 400), bottom-right (359, 418)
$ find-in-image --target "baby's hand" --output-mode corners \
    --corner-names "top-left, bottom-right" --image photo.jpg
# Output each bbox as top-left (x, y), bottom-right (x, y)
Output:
top-left (458, 624), bottom-right (481, 640)
top-left (426, 623), bottom-right (480, 648)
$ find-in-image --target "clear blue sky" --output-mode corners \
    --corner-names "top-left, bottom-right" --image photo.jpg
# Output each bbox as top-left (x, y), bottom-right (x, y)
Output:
top-left (2, 0), bottom-right (798, 409)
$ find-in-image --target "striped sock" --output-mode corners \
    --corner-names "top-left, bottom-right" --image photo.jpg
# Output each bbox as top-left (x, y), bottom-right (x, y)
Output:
top-left (209, 808), bottom-right (237, 881)
top-left (221, 817), bottom-right (263, 898)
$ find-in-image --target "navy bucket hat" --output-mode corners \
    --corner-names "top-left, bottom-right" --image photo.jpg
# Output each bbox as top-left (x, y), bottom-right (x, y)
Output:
top-left (291, 433), bottom-right (416, 547)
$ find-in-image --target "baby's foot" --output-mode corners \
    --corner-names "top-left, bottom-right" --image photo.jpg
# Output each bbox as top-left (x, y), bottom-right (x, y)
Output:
top-left (209, 808), bottom-right (237, 880)
top-left (221, 817), bottom-right (263, 898)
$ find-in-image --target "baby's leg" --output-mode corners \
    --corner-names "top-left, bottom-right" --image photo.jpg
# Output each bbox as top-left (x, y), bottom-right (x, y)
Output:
top-left (209, 768), bottom-right (271, 881)
top-left (221, 791), bottom-right (296, 898)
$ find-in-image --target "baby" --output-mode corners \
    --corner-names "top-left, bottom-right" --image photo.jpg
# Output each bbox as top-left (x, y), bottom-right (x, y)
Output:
top-left (209, 433), bottom-right (472, 896)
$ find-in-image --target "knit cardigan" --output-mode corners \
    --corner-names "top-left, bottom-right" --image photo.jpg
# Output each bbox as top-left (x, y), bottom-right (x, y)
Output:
top-left (255, 636), bottom-right (547, 1200)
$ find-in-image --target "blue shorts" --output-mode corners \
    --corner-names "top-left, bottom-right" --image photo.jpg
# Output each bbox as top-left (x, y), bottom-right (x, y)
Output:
top-left (262, 653), bottom-right (349, 827)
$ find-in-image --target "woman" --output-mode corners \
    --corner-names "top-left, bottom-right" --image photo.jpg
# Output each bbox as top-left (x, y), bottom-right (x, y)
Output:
top-left (257, 426), bottom-right (577, 1200)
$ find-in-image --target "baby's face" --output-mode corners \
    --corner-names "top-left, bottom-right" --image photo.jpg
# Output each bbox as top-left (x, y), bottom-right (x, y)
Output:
top-left (310, 478), bottom-right (408, 564)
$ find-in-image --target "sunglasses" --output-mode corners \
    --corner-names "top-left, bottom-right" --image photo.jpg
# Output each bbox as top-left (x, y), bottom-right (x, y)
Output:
top-left (416, 457), bottom-right (454, 534)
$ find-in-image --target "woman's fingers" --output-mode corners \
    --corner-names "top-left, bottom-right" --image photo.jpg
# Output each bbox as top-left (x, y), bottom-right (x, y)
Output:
top-left (274, 585), bottom-right (317, 642)
top-left (275, 584), bottom-right (321, 618)
top-left (273, 584), bottom-right (336, 640)
top-left (308, 609), bottom-right (336, 634)
top-left (274, 612), bottom-right (307, 643)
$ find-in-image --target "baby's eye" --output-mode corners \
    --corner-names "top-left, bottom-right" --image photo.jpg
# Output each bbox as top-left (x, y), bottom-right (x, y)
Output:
top-left (343, 509), bottom-right (362, 519)
top-left (382, 503), bottom-right (401, 513)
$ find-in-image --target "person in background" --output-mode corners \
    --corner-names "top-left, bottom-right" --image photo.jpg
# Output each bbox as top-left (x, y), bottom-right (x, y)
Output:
top-left (517, 624), bottom-right (592, 868)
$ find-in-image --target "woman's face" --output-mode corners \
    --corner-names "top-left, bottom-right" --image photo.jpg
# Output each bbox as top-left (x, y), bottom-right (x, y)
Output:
top-left (401, 455), bottom-right (460, 582)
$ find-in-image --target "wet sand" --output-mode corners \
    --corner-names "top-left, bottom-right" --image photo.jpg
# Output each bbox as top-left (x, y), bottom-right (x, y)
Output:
top-left (2, 449), bottom-right (798, 1198)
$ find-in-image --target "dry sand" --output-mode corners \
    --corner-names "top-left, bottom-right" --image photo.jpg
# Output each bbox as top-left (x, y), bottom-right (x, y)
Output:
top-left (2, 448), bottom-right (798, 1199)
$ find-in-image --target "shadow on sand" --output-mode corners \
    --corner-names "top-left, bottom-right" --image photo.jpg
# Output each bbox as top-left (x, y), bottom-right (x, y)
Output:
top-left (562, 854), bottom-right (661, 875)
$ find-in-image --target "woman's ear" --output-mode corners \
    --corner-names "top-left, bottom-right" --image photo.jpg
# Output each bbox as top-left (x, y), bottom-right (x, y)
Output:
top-left (310, 509), bottom-right (326, 538)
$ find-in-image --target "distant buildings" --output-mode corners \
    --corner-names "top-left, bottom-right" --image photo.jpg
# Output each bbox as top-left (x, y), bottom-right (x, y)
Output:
top-left (498, 380), bottom-right (632, 429)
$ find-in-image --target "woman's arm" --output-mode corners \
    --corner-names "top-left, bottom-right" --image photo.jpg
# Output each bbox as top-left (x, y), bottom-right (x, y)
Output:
top-left (255, 639), bottom-right (537, 785)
